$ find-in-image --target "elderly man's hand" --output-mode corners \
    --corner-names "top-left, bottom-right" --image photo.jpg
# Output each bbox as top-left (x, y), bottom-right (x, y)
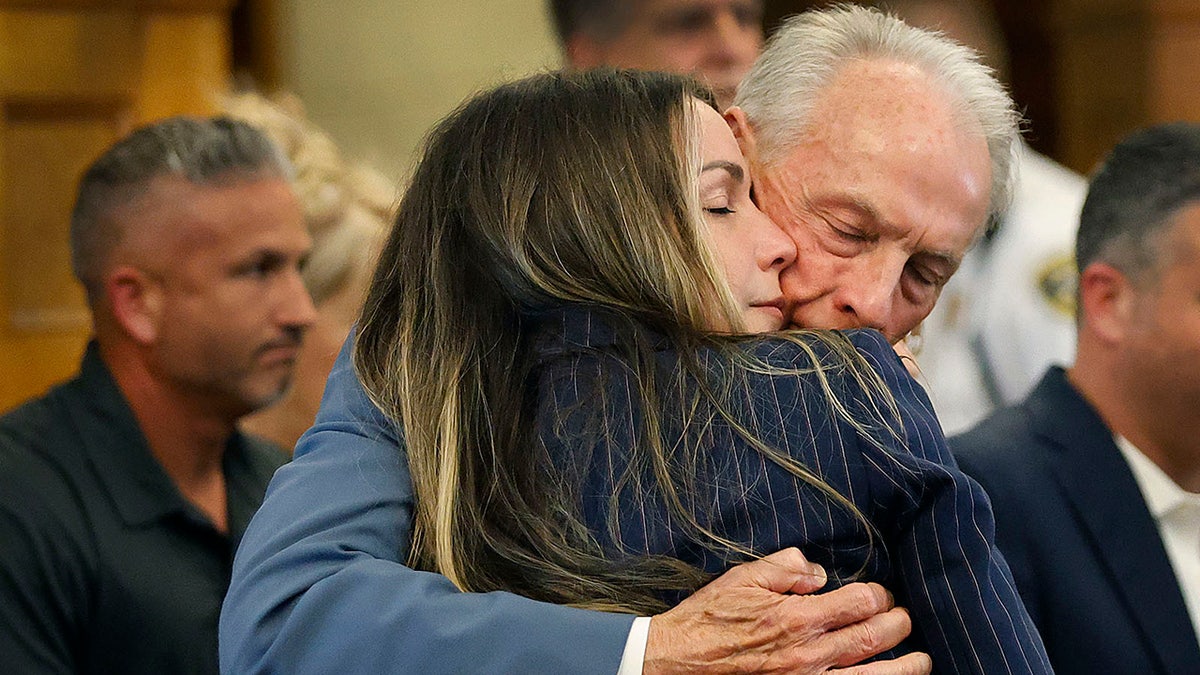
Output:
top-left (644, 548), bottom-right (931, 674)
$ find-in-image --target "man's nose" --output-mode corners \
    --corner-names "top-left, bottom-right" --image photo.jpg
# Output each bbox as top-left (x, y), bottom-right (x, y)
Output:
top-left (833, 268), bottom-right (898, 333)
top-left (759, 215), bottom-right (797, 272)
top-left (279, 270), bottom-right (318, 331)
top-left (710, 11), bottom-right (758, 64)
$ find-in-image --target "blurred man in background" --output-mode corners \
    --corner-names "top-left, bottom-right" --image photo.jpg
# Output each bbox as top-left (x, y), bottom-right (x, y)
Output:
top-left (549, 0), bottom-right (763, 108)
top-left (0, 117), bottom-right (314, 674)
top-left (954, 122), bottom-right (1200, 675)
top-left (225, 91), bottom-right (392, 452)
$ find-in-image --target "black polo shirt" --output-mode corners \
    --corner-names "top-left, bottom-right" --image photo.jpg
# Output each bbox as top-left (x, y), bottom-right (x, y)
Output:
top-left (0, 343), bottom-right (287, 674)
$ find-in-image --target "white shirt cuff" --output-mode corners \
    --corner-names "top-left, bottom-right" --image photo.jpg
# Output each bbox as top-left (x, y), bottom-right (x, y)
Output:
top-left (616, 616), bottom-right (651, 675)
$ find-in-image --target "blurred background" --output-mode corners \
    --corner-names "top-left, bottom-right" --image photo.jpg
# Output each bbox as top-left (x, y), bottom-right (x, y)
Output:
top-left (2, 0), bottom-right (1198, 410)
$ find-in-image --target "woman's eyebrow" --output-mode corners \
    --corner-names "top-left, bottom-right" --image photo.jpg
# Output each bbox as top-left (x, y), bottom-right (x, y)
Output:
top-left (700, 160), bottom-right (744, 183)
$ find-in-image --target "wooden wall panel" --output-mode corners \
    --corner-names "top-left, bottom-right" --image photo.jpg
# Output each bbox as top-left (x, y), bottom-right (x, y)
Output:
top-left (1146, 0), bottom-right (1200, 124)
top-left (138, 13), bottom-right (229, 119)
top-left (3, 106), bottom-right (122, 333)
top-left (0, 13), bottom-right (140, 96)
top-left (1054, 7), bottom-right (1150, 172)
top-left (0, 102), bottom-right (127, 407)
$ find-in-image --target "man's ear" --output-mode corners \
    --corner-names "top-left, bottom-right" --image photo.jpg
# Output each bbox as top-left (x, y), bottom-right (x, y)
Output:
top-left (1077, 262), bottom-right (1135, 344)
top-left (724, 106), bottom-right (760, 165)
top-left (564, 34), bottom-right (606, 70)
top-left (105, 265), bottom-right (163, 346)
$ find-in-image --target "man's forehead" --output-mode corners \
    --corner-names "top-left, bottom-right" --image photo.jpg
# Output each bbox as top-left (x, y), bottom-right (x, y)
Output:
top-left (762, 63), bottom-right (988, 219)
top-left (131, 172), bottom-right (287, 207)
top-left (628, 0), bottom-right (761, 22)
top-left (807, 60), bottom-right (964, 148)
top-left (134, 175), bottom-right (299, 244)
top-left (1164, 201), bottom-right (1200, 264)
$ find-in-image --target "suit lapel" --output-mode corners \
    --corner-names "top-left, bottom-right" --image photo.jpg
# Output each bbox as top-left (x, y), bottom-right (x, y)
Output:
top-left (1027, 369), bottom-right (1200, 674)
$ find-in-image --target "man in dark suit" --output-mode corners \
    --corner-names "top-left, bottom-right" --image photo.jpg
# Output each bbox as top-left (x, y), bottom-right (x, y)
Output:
top-left (952, 122), bottom-right (1200, 675)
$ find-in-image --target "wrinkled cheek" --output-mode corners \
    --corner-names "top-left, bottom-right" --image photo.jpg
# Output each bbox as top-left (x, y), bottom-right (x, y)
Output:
top-left (894, 306), bottom-right (931, 344)
top-left (778, 267), bottom-right (803, 306)
top-left (780, 273), bottom-right (832, 330)
top-left (779, 261), bottom-right (827, 304)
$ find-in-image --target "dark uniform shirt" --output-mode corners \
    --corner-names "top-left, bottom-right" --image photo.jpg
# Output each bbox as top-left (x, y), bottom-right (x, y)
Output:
top-left (0, 343), bottom-right (287, 674)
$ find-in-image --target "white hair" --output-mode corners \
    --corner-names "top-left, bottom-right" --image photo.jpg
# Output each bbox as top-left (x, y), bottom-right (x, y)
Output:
top-left (733, 4), bottom-right (1020, 222)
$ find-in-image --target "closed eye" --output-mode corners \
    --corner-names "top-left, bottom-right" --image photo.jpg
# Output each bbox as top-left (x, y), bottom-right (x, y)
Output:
top-left (910, 265), bottom-right (944, 287)
top-left (233, 252), bottom-right (287, 279)
top-left (829, 220), bottom-right (875, 243)
top-left (705, 206), bottom-right (736, 215)
top-left (910, 269), bottom-right (937, 286)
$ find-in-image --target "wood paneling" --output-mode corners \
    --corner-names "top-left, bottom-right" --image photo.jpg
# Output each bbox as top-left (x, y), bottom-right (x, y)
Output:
top-left (1053, 5), bottom-right (1150, 171)
top-left (1146, 0), bottom-right (1200, 123)
top-left (231, 0), bottom-right (281, 90)
top-left (1049, 0), bottom-right (1200, 170)
top-left (0, 1), bottom-right (232, 411)
top-left (3, 101), bottom-right (124, 334)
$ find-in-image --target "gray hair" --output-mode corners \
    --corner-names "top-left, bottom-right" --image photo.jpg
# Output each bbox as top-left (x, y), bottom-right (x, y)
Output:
top-left (733, 4), bottom-right (1019, 223)
top-left (1078, 122), bottom-right (1200, 285)
top-left (70, 116), bottom-right (293, 301)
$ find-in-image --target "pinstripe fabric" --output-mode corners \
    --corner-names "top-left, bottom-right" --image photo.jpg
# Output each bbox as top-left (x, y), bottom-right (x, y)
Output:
top-left (533, 307), bottom-right (1052, 675)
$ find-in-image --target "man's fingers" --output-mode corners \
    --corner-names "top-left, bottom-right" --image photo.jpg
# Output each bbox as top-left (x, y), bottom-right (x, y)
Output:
top-left (831, 651), bottom-right (932, 675)
top-left (817, 606), bottom-right (913, 668)
top-left (758, 548), bottom-right (829, 595)
top-left (769, 606), bottom-right (915, 674)
top-left (796, 582), bottom-right (894, 632)
top-left (720, 548), bottom-right (828, 595)
top-left (646, 558), bottom-right (916, 674)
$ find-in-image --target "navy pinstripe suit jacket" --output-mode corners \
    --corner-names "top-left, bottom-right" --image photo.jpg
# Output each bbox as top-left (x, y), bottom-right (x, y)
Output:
top-left (533, 307), bottom-right (1051, 674)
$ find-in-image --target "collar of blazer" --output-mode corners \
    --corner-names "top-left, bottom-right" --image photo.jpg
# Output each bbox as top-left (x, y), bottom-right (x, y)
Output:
top-left (1026, 367), bottom-right (1200, 674)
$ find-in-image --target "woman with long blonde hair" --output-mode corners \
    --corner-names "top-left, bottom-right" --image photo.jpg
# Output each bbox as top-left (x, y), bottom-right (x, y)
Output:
top-left (224, 69), bottom-right (1049, 674)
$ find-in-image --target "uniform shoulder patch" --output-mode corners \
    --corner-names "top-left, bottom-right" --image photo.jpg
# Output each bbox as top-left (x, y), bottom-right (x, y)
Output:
top-left (1037, 254), bottom-right (1077, 317)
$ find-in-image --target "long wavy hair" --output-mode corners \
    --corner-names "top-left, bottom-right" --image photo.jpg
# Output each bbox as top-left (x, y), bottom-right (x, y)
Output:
top-left (355, 69), bottom-right (900, 614)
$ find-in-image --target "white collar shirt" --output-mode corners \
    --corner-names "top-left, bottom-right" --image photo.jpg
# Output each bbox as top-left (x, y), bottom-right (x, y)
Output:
top-left (1116, 435), bottom-right (1200, 645)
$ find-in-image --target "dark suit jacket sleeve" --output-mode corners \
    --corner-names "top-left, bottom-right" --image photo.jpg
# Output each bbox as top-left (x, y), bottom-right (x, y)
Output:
top-left (847, 331), bottom-right (1053, 675)
top-left (219, 337), bottom-right (634, 675)
top-left (950, 429), bottom-right (1045, 629)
